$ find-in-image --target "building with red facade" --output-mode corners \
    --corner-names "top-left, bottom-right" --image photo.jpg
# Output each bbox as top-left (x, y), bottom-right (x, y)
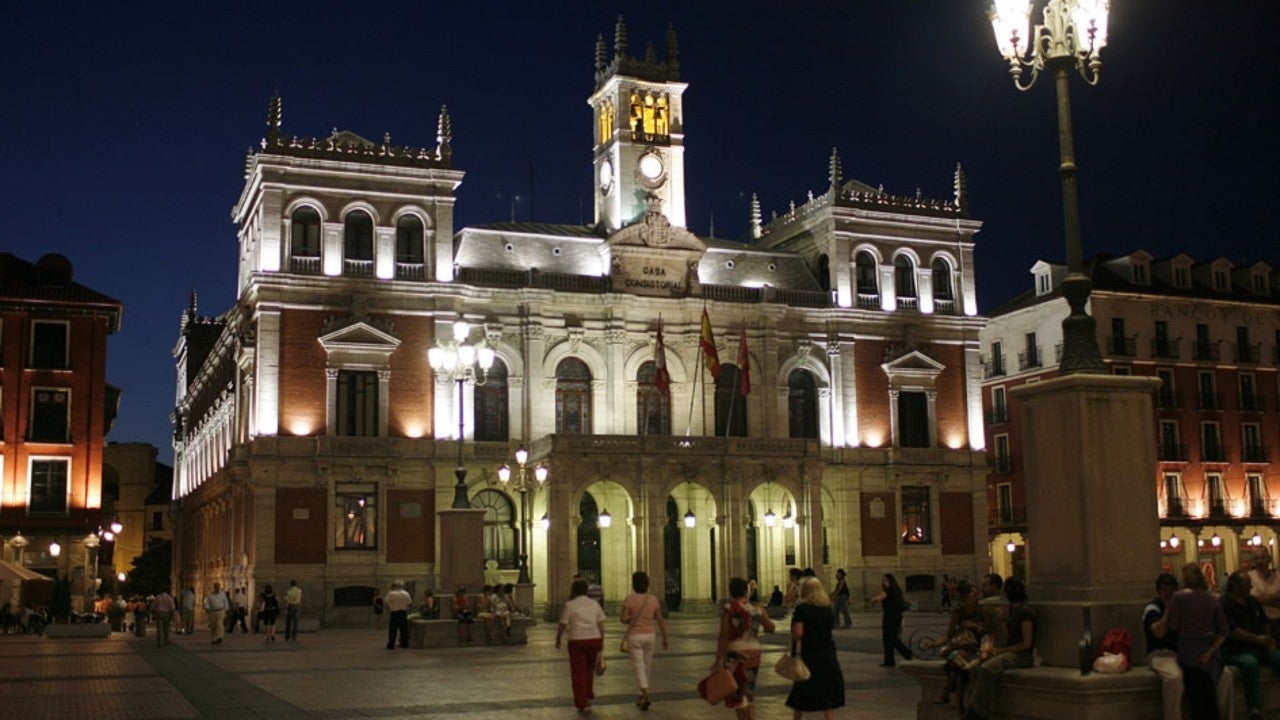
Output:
top-left (981, 250), bottom-right (1280, 583)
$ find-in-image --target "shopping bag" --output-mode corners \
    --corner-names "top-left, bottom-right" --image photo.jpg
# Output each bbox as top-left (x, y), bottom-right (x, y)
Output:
top-left (697, 668), bottom-right (738, 705)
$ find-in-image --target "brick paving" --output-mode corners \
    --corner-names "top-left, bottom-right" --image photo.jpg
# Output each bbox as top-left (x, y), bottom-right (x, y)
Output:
top-left (0, 612), bottom-right (934, 719)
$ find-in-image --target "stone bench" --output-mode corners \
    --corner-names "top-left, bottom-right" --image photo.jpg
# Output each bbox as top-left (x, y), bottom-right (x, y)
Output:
top-left (901, 660), bottom-right (1280, 720)
top-left (409, 616), bottom-right (534, 649)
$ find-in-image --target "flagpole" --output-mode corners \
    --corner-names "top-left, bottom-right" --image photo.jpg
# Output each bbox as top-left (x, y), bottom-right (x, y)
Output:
top-left (687, 333), bottom-right (701, 436)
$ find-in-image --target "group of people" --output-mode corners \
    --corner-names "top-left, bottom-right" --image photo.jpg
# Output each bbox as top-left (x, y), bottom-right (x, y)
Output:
top-left (0, 602), bottom-right (48, 634)
top-left (1148, 550), bottom-right (1280, 720)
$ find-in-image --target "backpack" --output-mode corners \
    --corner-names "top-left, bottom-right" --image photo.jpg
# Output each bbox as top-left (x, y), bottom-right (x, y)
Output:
top-left (1094, 628), bottom-right (1132, 672)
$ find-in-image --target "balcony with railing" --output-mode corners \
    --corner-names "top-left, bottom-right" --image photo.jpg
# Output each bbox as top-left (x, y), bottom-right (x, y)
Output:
top-left (1207, 498), bottom-right (1228, 518)
top-left (1162, 496), bottom-right (1280, 520)
top-left (986, 406), bottom-right (1009, 425)
top-left (1235, 342), bottom-right (1262, 364)
top-left (984, 355), bottom-right (1007, 379)
top-left (1108, 335), bottom-right (1137, 357)
top-left (1193, 341), bottom-right (1221, 362)
top-left (1017, 347), bottom-right (1043, 371)
top-left (1201, 443), bottom-right (1229, 463)
top-left (1159, 497), bottom-right (1187, 518)
top-left (933, 298), bottom-right (957, 314)
top-left (1151, 338), bottom-right (1181, 360)
top-left (343, 258), bottom-right (375, 277)
top-left (290, 255), bottom-right (322, 274)
top-left (394, 261), bottom-right (425, 280)
top-left (988, 505), bottom-right (1027, 529)
top-left (1196, 392), bottom-right (1223, 411)
top-left (1158, 443), bottom-right (1188, 462)
top-left (1241, 393), bottom-right (1267, 412)
top-left (896, 296), bottom-right (919, 310)
top-left (856, 292), bottom-right (881, 310)
top-left (1243, 445), bottom-right (1270, 464)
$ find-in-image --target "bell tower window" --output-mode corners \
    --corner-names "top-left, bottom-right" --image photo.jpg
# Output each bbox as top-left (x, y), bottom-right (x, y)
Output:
top-left (598, 100), bottom-right (615, 145)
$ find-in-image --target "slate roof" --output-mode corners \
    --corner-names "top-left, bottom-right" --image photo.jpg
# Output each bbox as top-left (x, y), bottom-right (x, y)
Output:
top-left (0, 253), bottom-right (123, 331)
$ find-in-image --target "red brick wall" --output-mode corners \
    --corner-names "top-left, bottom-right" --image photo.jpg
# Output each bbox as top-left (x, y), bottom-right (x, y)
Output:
top-left (274, 488), bottom-right (327, 564)
top-left (861, 491), bottom-right (898, 556)
top-left (929, 344), bottom-right (968, 447)
top-left (277, 311), bottom-right (327, 435)
top-left (386, 489), bottom-right (435, 562)
top-left (387, 317), bottom-right (432, 438)
top-left (939, 491), bottom-right (975, 555)
top-left (855, 340), bottom-right (890, 445)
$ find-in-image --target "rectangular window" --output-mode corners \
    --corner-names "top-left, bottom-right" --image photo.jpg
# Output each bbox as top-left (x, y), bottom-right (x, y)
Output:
top-left (1022, 332), bottom-right (1039, 369)
top-left (1159, 420), bottom-right (1181, 461)
top-left (1213, 270), bottom-right (1227, 291)
top-left (30, 388), bottom-right (70, 443)
top-left (151, 511), bottom-right (164, 531)
top-left (1248, 474), bottom-right (1268, 516)
top-left (334, 483), bottom-right (377, 550)
top-left (1198, 371), bottom-right (1218, 410)
top-left (1206, 473), bottom-right (1226, 516)
top-left (1156, 368), bottom-right (1177, 408)
top-left (1195, 324), bottom-right (1214, 360)
top-left (997, 483), bottom-right (1013, 524)
top-left (28, 458), bottom-right (69, 515)
top-left (1132, 263), bottom-right (1147, 284)
top-left (1037, 273), bottom-right (1050, 295)
top-left (1237, 326), bottom-right (1254, 363)
top-left (1163, 473), bottom-right (1184, 517)
top-left (1241, 373), bottom-right (1261, 411)
top-left (1254, 274), bottom-right (1268, 294)
top-left (336, 370), bottom-right (378, 437)
top-left (1174, 266), bottom-right (1189, 287)
top-left (31, 321), bottom-right (69, 369)
top-left (900, 486), bottom-right (932, 544)
top-left (896, 391), bottom-right (930, 447)
top-left (1243, 423), bottom-right (1264, 462)
top-left (994, 434), bottom-right (1011, 473)
top-left (1201, 422), bottom-right (1223, 462)
top-left (991, 386), bottom-right (1007, 423)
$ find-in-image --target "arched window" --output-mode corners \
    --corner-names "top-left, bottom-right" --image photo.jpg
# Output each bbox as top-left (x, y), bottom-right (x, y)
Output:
top-left (577, 492), bottom-right (602, 580)
top-left (787, 369), bottom-right (819, 439)
top-left (344, 211), bottom-right (374, 261)
top-left (715, 365), bottom-right (747, 437)
top-left (472, 489), bottom-right (516, 569)
top-left (556, 358), bottom-right (592, 435)
top-left (636, 361), bottom-right (671, 435)
top-left (291, 208), bottom-right (321, 257)
top-left (395, 216), bottom-right (424, 264)
top-left (894, 255), bottom-right (917, 298)
top-left (932, 257), bottom-right (953, 300)
top-left (855, 251), bottom-right (878, 295)
top-left (474, 357), bottom-right (508, 442)
top-left (816, 254), bottom-right (831, 292)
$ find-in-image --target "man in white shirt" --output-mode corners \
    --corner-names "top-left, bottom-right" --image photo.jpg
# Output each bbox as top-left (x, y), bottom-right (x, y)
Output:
top-left (203, 582), bottom-right (228, 644)
top-left (384, 580), bottom-right (413, 650)
top-left (1248, 548), bottom-right (1280, 638)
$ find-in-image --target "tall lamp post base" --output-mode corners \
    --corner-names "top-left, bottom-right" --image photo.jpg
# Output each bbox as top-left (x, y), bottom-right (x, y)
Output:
top-left (451, 467), bottom-right (471, 510)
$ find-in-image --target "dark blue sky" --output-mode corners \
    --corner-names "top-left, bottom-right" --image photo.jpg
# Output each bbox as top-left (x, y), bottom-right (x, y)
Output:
top-left (4, 1), bottom-right (1278, 462)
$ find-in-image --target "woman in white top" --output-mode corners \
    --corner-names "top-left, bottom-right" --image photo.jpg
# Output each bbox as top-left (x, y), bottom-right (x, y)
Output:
top-left (556, 578), bottom-right (606, 713)
top-left (620, 571), bottom-right (670, 711)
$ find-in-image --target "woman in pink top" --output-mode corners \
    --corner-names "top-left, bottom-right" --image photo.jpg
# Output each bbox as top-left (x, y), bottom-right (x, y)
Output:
top-left (621, 571), bottom-right (670, 711)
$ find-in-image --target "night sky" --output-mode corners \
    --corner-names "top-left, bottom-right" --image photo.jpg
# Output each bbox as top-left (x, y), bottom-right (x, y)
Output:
top-left (4, 2), bottom-right (1278, 462)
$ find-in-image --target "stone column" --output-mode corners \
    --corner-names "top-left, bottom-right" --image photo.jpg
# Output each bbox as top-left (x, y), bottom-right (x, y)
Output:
top-left (436, 508), bottom-right (485, 594)
top-left (1010, 374), bottom-right (1160, 668)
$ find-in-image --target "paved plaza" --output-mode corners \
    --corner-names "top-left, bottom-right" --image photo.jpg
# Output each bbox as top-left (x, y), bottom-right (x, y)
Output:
top-left (0, 611), bottom-right (937, 719)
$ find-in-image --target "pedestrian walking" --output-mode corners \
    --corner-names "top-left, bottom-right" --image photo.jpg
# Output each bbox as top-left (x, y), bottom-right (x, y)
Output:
top-left (785, 576), bottom-right (845, 719)
top-left (180, 587), bottom-right (196, 635)
top-left (713, 576), bottom-right (776, 720)
top-left (870, 573), bottom-right (914, 667)
top-left (150, 588), bottom-right (176, 647)
top-left (620, 571), bottom-right (669, 711)
top-left (204, 582), bottom-right (228, 645)
top-left (555, 578), bottom-right (606, 713)
top-left (832, 568), bottom-right (852, 629)
top-left (284, 580), bottom-right (302, 641)
top-left (231, 587), bottom-right (248, 633)
top-left (384, 580), bottom-right (412, 649)
top-left (259, 585), bottom-right (280, 643)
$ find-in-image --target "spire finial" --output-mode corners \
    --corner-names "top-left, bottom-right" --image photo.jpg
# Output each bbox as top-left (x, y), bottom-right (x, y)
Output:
top-left (666, 22), bottom-right (680, 76)
top-left (595, 34), bottom-right (607, 73)
top-left (266, 90), bottom-right (282, 146)
top-left (189, 287), bottom-right (198, 316)
top-left (437, 105), bottom-right (452, 163)
top-left (708, 211), bottom-right (715, 239)
top-left (954, 162), bottom-right (968, 213)
top-left (750, 193), bottom-right (762, 239)
top-left (828, 147), bottom-right (842, 194)
top-left (614, 15), bottom-right (628, 59)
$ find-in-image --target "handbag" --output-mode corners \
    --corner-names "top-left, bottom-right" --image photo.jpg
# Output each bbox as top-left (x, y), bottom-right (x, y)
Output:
top-left (697, 668), bottom-right (738, 705)
top-left (595, 652), bottom-right (607, 676)
top-left (775, 638), bottom-right (812, 681)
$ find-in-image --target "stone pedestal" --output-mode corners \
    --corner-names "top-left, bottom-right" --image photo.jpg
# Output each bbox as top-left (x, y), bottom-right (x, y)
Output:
top-left (437, 508), bottom-right (485, 593)
top-left (1010, 374), bottom-right (1161, 668)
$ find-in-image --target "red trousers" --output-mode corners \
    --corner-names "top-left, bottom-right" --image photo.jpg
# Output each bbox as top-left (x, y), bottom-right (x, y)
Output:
top-left (567, 638), bottom-right (603, 709)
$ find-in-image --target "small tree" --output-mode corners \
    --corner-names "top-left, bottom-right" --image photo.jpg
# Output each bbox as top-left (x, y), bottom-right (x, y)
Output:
top-left (126, 539), bottom-right (173, 596)
top-left (50, 575), bottom-right (72, 623)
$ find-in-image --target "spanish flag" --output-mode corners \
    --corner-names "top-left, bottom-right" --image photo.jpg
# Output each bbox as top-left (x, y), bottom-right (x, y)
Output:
top-left (655, 318), bottom-right (671, 394)
top-left (700, 309), bottom-right (721, 380)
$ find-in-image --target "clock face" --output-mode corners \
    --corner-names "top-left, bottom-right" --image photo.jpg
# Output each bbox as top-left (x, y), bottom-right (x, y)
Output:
top-left (638, 153), bottom-right (664, 181)
top-left (598, 160), bottom-right (613, 191)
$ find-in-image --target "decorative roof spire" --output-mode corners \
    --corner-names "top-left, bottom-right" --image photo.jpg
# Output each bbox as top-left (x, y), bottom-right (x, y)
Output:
top-left (266, 90), bottom-right (282, 146)
top-left (595, 34), bottom-right (607, 73)
top-left (614, 15), bottom-right (628, 59)
top-left (437, 105), bottom-right (452, 163)
top-left (828, 147), bottom-right (842, 194)
top-left (181, 287), bottom-right (198, 329)
top-left (953, 162), bottom-right (968, 213)
top-left (665, 23), bottom-right (680, 75)
top-left (644, 40), bottom-right (656, 64)
top-left (750, 193), bottom-right (762, 239)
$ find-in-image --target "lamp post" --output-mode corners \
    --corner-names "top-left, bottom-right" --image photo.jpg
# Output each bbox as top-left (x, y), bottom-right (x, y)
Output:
top-left (497, 446), bottom-right (549, 584)
top-left (428, 319), bottom-right (496, 509)
top-left (989, 0), bottom-right (1110, 375)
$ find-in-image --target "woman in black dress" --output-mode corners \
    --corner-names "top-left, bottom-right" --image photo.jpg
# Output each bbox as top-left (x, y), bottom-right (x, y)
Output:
top-left (785, 576), bottom-right (845, 719)
top-left (870, 573), bottom-right (914, 667)
top-left (258, 585), bottom-right (280, 643)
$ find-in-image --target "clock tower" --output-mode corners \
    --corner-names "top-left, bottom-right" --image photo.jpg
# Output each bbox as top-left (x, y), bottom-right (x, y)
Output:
top-left (589, 18), bottom-right (688, 234)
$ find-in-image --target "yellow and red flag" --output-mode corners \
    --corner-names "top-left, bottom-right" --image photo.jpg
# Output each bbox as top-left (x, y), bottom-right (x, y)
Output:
top-left (699, 309), bottom-right (721, 380)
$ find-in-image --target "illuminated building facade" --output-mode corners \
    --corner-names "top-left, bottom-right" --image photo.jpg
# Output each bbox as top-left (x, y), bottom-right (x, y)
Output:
top-left (0, 252), bottom-right (122, 606)
top-left (173, 20), bottom-right (989, 621)
top-left (981, 250), bottom-right (1280, 584)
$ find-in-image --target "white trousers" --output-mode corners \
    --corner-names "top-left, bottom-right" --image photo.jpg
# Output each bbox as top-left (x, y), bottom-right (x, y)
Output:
top-left (627, 631), bottom-right (657, 691)
top-left (1148, 648), bottom-right (1235, 720)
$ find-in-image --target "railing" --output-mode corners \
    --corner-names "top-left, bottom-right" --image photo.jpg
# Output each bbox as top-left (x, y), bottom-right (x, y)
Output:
top-left (1235, 342), bottom-right (1262, 363)
top-left (1201, 443), bottom-right (1228, 463)
top-left (1197, 392), bottom-right (1223, 411)
top-left (343, 258), bottom-right (375, 277)
top-left (1208, 499), bottom-right (1228, 518)
top-left (1160, 498), bottom-right (1187, 518)
top-left (1151, 338), bottom-right (1181, 360)
top-left (933, 298), bottom-right (956, 314)
top-left (856, 292), bottom-right (881, 310)
top-left (1018, 348), bottom-right (1042, 371)
top-left (986, 406), bottom-right (1009, 425)
top-left (1194, 341), bottom-right (1221, 362)
top-left (1108, 335), bottom-right (1137, 356)
top-left (993, 455), bottom-right (1013, 474)
top-left (770, 288), bottom-right (833, 308)
top-left (1241, 393), bottom-right (1267, 412)
top-left (290, 255), bottom-right (321, 274)
top-left (1158, 443), bottom-right (1188, 462)
top-left (987, 506), bottom-right (1027, 526)
top-left (1154, 390), bottom-right (1183, 410)
top-left (896, 296), bottom-right (919, 310)
top-left (1243, 445), bottom-right (1269, 463)
top-left (984, 357), bottom-right (1007, 379)
top-left (394, 262), bottom-right (425, 280)
top-left (703, 284), bottom-right (762, 303)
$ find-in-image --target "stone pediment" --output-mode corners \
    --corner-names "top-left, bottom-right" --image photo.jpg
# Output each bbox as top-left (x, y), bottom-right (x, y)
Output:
top-left (318, 321), bottom-right (402, 354)
top-left (607, 209), bottom-right (705, 252)
top-left (881, 349), bottom-right (945, 378)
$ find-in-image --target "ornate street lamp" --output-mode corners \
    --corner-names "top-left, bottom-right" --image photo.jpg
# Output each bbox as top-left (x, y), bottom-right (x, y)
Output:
top-left (8, 531), bottom-right (29, 565)
top-left (598, 509), bottom-right (613, 528)
top-left (989, 0), bottom-right (1110, 375)
top-left (428, 319), bottom-right (496, 509)
top-left (497, 445), bottom-right (549, 584)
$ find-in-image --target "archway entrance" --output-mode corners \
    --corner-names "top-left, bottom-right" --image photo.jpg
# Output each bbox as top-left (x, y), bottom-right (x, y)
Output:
top-left (577, 480), bottom-right (634, 606)
top-left (666, 483), bottom-right (717, 611)
top-left (749, 483), bottom-right (798, 596)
